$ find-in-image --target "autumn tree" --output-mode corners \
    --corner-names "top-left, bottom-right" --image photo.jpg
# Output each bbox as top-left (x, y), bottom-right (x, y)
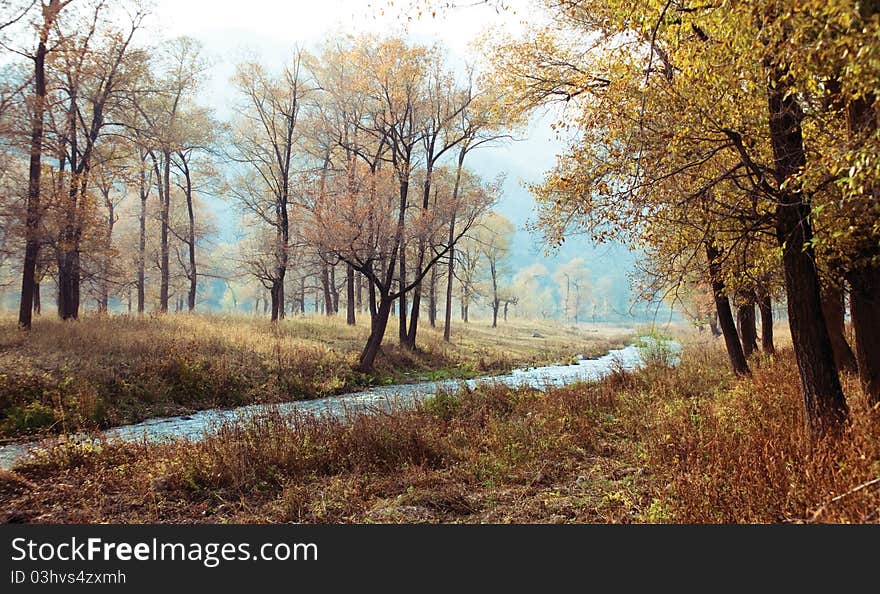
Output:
top-left (228, 50), bottom-right (311, 321)
top-left (486, 0), bottom-right (880, 434)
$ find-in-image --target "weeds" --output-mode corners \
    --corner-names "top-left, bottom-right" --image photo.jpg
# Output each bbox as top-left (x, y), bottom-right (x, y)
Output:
top-left (6, 332), bottom-right (874, 524)
top-left (0, 313), bottom-right (632, 437)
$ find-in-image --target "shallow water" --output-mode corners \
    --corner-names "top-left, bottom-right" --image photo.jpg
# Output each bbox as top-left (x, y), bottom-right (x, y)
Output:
top-left (0, 341), bottom-right (673, 469)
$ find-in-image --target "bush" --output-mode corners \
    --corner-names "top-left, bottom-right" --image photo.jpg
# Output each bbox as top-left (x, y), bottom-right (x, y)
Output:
top-left (3, 402), bottom-right (59, 434)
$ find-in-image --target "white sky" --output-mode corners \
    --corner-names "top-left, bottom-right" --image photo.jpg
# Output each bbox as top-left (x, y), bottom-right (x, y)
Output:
top-left (152, 0), bottom-right (531, 63)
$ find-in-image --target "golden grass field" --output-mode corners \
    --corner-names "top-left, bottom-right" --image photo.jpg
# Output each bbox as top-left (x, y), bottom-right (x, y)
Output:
top-left (3, 333), bottom-right (879, 524)
top-left (0, 312), bottom-right (635, 437)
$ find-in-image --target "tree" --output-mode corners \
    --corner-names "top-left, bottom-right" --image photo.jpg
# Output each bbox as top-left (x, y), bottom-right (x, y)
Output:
top-left (138, 36), bottom-right (207, 314)
top-left (228, 49), bottom-right (310, 321)
top-left (16, 0), bottom-right (72, 329)
top-left (50, 1), bottom-right (145, 319)
top-left (486, 0), bottom-right (873, 434)
top-left (553, 257), bottom-right (591, 325)
top-left (476, 211), bottom-right (514, 327)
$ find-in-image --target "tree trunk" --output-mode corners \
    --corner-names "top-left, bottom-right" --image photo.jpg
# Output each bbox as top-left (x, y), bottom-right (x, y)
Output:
top-left (444, 148), bottom-right (466, 342)
top-left (736, 298), bottom-right (758, 358)
top-left (706, 243), bottom-right (750, 376)
top-left (182, 160), bottom-right (197, 312)
top-left (428, 267), bottom-right (437, 328)
top-left (330, 264), bottom-right (339, 314)
top-left (368, 280), bottom-right (377, 319)
top-left (270, 279), bottom-right (283, 322)
top-left (137, 159), bottom-right (147, 314)
top-left (346, 265), bottom-right (356, 325)
top-left (843, 2), bottom-right (880, 406)
top-left (398, 236), bottom-right (409, 346)
top-left (33, 280), bottom-right (41, 315)
top-left (159, 150), bottom-right (171, 313)
top-left (321, 263), bottom-right (333, 317)
top-left (709, 313), bottom-right (721, 338)
top-left (767, 66), bottom-right (847, 434)
top-left (18, 9), bottom-right (53, 331)
top-left (821, 284), bottom-right (857, 373)
top-left (358, 297), bottom-right (393, 372)
top-left (757, 292), bottom-right (775, 354)
top-left (849, 266), bottom-right (880, 406)
top-left (58, 173), bottom-right (84, 320)
top-left (300, 277), bottom-right (306, 315)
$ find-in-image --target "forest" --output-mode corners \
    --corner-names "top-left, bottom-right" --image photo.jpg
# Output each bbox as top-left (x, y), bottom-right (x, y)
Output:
top-left (0, 0), bottom-right (879, 525)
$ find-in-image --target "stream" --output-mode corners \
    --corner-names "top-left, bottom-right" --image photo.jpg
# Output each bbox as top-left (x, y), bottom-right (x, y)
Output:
top-left (0, 342), bottom-right (668, 469)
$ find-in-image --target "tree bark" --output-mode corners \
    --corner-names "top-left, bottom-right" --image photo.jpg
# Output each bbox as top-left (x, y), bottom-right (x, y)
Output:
top-left (428, 267), bottom-right (437, 327)
top-left (820, 284), bottom-right (857, 373)
top-left (18, 4), bottom-right (55, 330)
top-left (709, 313), bottom-right (721, 338)
top-left (398, 235), bottom-right (409, 346)
top-left (346, 265), bottom-right (356, 325)
top-left (358, 297), bottom-right (393, 372)
top-left (137, 153), bottom-right (147, 314)
top-left (849, 266), bottom-right (880, 406)
top-left (767, 66), bottom-right (847, 434)
top-left (843, 2), bottom-right (880, 406)
top-left (321, 263), bottom-right (333, 317)
top-left (179, 156), bottom-right (197, 312)
top-left (158, 150), bottom-right (171, 313)
top-left (33, 280), bottom-right (41, 316)
top-left (736, 297), bottom-right (758, 358)
top-left (706, 243), bottom-right (750, 376)
top-left (757, 292), bottom-right (775, 354)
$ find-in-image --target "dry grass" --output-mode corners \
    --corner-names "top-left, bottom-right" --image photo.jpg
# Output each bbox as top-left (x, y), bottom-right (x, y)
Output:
top-left (0, 313), bottom-right (633, 437)
top-left (3, 332), bottom-right (880, 524)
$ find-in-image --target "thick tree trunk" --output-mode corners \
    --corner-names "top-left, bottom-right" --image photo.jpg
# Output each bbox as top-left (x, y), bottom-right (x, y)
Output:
top-left (18, 15), bottom-right (52, 331)
top-left (300, 277), bottom-right (306, 315)
top-left (849, 266), bottom-right (880, 406)
top-left (843, 4), bottom-right (880, 406)
top-left (346, 265), bottom-right (356, 325)
top-left (58, 174), bottom-right (83, 320)
top-left (767, 67), bottom-right (847, 434)
top-left (757, 292), bottom-right (775, 354)
top-left (57, 249), bottom-right (81, 320)
top-left (270, 278), bottom-right (283, 322)
top-left (706, 244), bottom-right (750, 376)
top-left (821, 284), bottom-right (857, 373)
top-left (358, 297), bottom-right (393, 372)
top-left (736, 298), bottom-right (758, 358)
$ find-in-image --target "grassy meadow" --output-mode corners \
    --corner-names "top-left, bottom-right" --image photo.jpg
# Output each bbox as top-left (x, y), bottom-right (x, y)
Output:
top-left (3, 333), bottom-right (879, 524)
top-left (0, 312), bottom-right (633, 438)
